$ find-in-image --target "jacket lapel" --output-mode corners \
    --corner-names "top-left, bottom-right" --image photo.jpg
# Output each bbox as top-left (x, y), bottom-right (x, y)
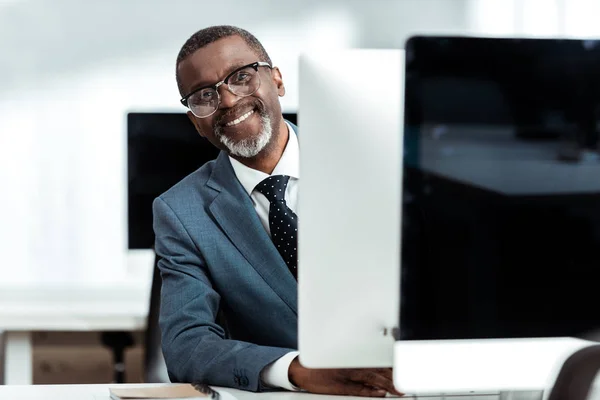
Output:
top-left (207, 151), bottom-right (298, 315)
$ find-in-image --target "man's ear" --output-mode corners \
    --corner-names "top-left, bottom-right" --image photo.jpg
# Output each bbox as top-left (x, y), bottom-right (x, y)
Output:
top-left (187, 111), bottom-right (204, 137)
top-left (272, 67), bottom-right (286, 97)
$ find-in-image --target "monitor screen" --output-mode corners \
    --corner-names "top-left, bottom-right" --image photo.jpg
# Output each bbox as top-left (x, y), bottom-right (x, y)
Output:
top-left (400, 37), bottom-right (600, 341)
top-left (127, 112), bottom-right (297, 249)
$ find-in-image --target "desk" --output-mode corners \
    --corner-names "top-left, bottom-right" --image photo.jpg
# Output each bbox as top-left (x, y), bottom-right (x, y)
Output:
top-left (0, 384), bottom-right (549, 400)
top-left (419, 129), bottom-right (600, 196)
top-left (0, 281), bottom-right (149, 385)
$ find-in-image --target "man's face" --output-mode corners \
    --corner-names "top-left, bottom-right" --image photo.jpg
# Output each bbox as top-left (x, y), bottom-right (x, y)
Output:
top-left (178, 35), bottom-right (285, 158)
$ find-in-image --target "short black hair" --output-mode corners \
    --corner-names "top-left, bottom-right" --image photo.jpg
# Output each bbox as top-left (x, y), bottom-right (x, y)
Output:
top-left (175, 25), bottom-right (272, 97)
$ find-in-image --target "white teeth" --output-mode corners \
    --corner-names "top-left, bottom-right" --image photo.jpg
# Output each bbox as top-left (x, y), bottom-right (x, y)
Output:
top-left (225, 110), bottom-right (254, 127)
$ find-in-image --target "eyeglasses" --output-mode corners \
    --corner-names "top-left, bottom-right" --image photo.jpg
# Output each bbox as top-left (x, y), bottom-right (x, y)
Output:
top-left (180, 61), bottom-right (273, 118)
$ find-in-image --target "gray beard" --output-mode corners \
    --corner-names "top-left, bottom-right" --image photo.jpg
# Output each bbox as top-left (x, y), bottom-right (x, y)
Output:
top-left (214, 113), bottom-right (272, 158)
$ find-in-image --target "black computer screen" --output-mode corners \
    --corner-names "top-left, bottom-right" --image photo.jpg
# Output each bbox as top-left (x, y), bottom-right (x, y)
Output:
top-left (400, 37), bottom-right (600, 341)
top-left (127, 112), bottom-right (297, 249)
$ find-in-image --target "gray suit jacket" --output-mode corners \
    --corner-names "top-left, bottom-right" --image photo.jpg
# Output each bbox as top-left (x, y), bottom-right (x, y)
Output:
top-left (152, 123), bottom-right (299, 392)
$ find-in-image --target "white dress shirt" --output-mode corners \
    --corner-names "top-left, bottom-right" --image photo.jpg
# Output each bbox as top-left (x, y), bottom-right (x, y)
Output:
top-left (228, 122), bottom-right (300, 391)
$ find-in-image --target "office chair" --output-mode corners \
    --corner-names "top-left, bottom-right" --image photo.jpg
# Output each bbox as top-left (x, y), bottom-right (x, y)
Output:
top-left (144, 253), bottom-right (170, 383)
top-left (101, 330), bottom-right (134, 383)
top-left (547, 344), bottom-right (600, 400)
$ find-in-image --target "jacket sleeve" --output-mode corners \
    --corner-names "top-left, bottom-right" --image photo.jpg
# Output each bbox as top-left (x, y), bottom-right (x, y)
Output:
top-left (153, 197), bottom-right (294, 392)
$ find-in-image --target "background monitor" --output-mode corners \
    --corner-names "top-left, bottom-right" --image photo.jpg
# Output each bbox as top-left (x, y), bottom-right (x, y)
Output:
top-left (127, 112), bottom-right (297, 249)
top-left (400, 36), bottom-right (600, 342)
top-left (298, 49), bottom-right (404, 368)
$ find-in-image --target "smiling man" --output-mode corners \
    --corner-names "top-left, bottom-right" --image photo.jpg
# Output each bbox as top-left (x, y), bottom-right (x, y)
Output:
top-left (153, 25), bottom-right (400, 396)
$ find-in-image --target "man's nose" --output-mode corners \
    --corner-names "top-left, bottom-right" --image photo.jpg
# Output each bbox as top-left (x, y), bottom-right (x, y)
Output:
top-left (218, 85), bottom-right (241, 109)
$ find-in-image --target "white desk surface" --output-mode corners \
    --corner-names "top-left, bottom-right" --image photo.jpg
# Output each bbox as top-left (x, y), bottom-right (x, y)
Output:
top-left (0, 280), bottom-right (150, 385)
top-left (0, 384), bottom-right (524, 400)
top-left (0, 280), bottom-right (149, 331)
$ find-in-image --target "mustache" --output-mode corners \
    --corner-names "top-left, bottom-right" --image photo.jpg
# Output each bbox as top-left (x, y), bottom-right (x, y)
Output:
top-left (214, 98), bottom-right (266, 128)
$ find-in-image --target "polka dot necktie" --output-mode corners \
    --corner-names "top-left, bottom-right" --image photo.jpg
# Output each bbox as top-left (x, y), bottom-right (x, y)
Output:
top-left (255, 175), bottom-right (298, 280)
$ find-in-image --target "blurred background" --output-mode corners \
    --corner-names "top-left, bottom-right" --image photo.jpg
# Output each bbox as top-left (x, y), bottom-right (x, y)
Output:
top-left (1, 0), bottom-right (599, 385)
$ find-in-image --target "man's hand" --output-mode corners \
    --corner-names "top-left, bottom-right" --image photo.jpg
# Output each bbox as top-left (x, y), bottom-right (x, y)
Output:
top-left (288, 357), bottom-right (404, 397)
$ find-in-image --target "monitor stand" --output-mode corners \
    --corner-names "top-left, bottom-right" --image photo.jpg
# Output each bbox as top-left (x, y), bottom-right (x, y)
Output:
top-left (393, 337), bottom-right (595, 396)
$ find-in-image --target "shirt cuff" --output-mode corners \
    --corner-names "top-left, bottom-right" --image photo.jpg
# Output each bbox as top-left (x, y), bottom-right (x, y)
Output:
top-left (260, 351), bottom-right (301, 391)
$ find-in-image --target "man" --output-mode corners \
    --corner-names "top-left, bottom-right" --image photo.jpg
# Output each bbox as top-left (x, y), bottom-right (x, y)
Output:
top-left (153, 25), bottom-right (401, 396)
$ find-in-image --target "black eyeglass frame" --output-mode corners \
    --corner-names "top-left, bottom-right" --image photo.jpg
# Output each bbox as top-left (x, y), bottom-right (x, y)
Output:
top-left (180, 61), bottom-right (273, 113)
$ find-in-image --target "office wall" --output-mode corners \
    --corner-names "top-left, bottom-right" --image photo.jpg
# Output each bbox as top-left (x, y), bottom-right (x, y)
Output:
top-left (466, 0), bottom-right (600, 37)
top-left (0, 0), bottom-right (469, 283)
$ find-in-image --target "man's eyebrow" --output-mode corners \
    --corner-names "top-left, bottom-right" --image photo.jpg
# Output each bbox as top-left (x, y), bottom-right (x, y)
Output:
top-left (187, 62), bottom-right (250, 94)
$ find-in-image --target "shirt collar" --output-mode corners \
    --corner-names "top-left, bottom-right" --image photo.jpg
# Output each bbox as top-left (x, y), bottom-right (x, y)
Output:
top-left (229, 121), bottom-right (299, 197)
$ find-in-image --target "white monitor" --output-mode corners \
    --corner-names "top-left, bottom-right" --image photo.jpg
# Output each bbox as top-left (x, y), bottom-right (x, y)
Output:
top-left (297, 49), bottom-right (404, 368)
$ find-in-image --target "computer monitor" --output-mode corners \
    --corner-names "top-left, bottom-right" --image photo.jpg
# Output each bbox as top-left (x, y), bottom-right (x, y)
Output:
top-left (127, 112), bottom-right (298, 249)
top-left (297, 49), bottom-right (404, 368)
top-left (394, 36), bottom-right (600, 393)
top-left (127, 112), bottom-right (220, 249)
top-left (400, 35), bottom-right (600, 342)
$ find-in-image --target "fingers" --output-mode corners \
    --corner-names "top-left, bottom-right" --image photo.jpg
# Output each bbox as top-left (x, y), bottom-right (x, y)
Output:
top-left (375, 368), bottom-right (403, 395)
top-left (339, 381), bottom-right (388, 397)
top-left (350, 369), bottom-right (404, 396)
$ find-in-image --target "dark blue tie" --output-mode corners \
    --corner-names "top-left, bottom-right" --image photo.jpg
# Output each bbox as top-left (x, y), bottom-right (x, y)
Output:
top-left (255, 175), bottom-right (298, 280)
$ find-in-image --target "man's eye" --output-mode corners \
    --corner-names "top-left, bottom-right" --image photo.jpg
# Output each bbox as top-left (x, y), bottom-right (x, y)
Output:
top-left (233, 72), bottom-right (251, 83)
top-left (200, 90), bottom-right (216, 101)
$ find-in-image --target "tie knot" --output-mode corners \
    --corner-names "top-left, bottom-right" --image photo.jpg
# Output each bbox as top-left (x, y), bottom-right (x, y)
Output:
top-left (255, 175), bottom-right (291, 204)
